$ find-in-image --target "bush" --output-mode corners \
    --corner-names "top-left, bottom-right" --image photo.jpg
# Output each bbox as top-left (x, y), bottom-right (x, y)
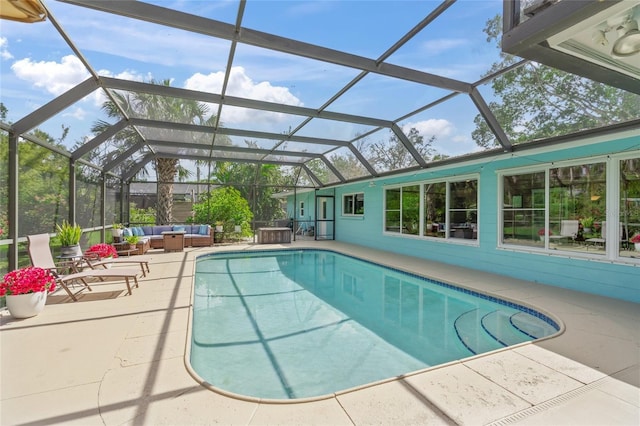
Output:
top-left (192, 188), bottom-right (253, 236)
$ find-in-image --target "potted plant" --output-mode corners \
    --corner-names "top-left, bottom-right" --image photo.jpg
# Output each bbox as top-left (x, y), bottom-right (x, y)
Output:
top-left (630, 233), bottom-right (640, 251)
top-left (85, 243), bottom-right (119, 260)
top-left (111, 223), bottom-right (124, 238)
top-left (56, 220), bottom-right (82, 258)
top-left (537, 228), bottom-right (553, 241)
top-left (581, 217), bottom-right (594, 234)
top-left (125, 235), bottom-right (140, 250)
top-left (0, 267), bottom-right (57, 318)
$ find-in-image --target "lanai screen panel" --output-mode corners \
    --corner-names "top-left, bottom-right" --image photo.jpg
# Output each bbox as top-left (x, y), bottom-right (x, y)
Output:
top-left (476, 67), bottom-right (640, 146)
top-left (1, 0), bottom-right (637, 190)
top-left (405, 93), bottom-right (483, 159)
top-left (356, 128), bottom-right (421, 174)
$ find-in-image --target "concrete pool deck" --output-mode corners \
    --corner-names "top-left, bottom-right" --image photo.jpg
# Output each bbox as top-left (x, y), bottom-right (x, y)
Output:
top-left (1, 240), bottom-right (638, 425)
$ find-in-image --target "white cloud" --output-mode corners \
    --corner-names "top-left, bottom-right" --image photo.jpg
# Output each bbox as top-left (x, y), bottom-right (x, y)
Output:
top-left (404, 119), bottom-right (454, 139)
top-left (184, 66), bottom-right (303, 124)
top-left (421, 38), bottom-right (468, 56)
top-left (62, 107), bottom-right (87, 120)
top-left (404, 119), bottom-right (482, 157)
top-left (11, 55), bottom-right (90, 96)
top-left (0, 37), bottom-right (13, 60)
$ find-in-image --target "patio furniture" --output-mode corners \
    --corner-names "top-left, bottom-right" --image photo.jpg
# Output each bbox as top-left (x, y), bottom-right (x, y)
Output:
top-left (258, 227), bottom-right (292, 244)
top-left (27, 234), bottom-right (140, 301)
top-left (83, 253), bottom-right (151, 277)
top-left (586, 221), bottom-right (606, 248)
top-left (549, 220), bottom-right (579, 244)
top-left (162, 230), bottom-right (185, 252)
top-left (585, 222), bottom-right (627, 250)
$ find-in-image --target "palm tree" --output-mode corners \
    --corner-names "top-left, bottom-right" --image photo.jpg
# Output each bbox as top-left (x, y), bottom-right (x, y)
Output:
top-left (91, 79), bottom-right (213, 224)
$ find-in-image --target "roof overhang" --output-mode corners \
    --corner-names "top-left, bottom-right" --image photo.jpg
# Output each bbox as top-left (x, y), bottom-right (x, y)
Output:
top-left (502, 0), bottom-right (640, 94)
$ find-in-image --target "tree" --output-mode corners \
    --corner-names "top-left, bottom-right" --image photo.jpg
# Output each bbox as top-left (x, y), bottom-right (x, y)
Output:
top-left (91, 79), bottom-right (216, 224)
top-left (366, 127), bottom-right (434, 171)
top-left (213, 159), bottom-right (289, 223)
top-left (473, 15), bottom-right (639, 149)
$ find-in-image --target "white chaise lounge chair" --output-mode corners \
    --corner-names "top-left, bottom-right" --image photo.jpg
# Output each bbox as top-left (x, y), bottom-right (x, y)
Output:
top-left (27, 234), bottom-right (140, 301)
top-left (549, 220), bottom-right (579, 244)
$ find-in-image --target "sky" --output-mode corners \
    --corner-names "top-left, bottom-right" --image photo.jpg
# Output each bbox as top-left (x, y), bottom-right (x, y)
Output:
top-left (0, 0), bottom-right (505, 161)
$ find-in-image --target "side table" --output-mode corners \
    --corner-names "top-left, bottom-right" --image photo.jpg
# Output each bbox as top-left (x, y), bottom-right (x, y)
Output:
top-left (162, 231), bottom-right (185, 252)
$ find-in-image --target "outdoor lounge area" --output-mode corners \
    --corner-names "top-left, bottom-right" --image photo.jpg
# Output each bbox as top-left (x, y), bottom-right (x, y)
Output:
top-left (1, 0), bottom-right (639, 424)
top-left (1, 241), bottom-right (638, 425)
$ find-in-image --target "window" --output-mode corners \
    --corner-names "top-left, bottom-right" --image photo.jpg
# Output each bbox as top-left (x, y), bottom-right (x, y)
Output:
top-left (449, 180), bottom-right (477, 240)
top-left (299, 201), bottom-right (304, 217)
top-left (385, 185), bottom-right (419, 234)
top-left (384, 177), bottom-right (477, 240)
top-left (343, 193), bottom-right (364, 215)
top-left (498, 156), bottom-right (640, 264)
top-left (502, 171), bottom-right (546, 246)
top-left (620, 157), bottom-right (640, 259)
top-left (423, 182), bottom-right (446, 238)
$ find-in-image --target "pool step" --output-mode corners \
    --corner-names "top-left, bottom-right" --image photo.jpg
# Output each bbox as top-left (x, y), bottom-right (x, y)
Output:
top-left (454, 309), bottom-right (551, 355)
top-left (454, 309), bottom-right (505, 355)
top-left (481, 310), bottom-right (531, 346)
top-left (510, 312), bottom-right (558, 339)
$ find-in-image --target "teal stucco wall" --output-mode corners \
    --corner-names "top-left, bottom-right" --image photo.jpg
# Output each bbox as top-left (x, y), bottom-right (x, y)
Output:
top-left (289, 134), bottom-right (640, 303)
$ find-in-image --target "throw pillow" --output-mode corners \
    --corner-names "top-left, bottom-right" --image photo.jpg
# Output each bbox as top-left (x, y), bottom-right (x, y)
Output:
top-left (123, 228), bottom-right (132, 237)
top-left (199, 224), bottom-right (209, 235)
top-left (135, 226), bottom-right (145, 236)
top-left (173, 225), bottom-right (186, 232)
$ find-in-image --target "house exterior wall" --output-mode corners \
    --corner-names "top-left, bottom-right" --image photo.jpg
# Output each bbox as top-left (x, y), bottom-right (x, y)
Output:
top-left (288, 132), bottom-right (640, 302)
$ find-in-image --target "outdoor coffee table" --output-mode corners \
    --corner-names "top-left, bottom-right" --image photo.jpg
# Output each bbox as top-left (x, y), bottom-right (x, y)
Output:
top-left (162, 231), bottom-right (185, 252)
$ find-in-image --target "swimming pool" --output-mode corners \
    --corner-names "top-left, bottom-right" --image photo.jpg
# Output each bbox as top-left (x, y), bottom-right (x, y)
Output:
top-left (189, 249), bottom-right (559, 400)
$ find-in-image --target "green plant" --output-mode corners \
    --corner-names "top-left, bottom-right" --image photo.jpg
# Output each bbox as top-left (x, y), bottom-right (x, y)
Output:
top-left (112, 223), bottom-right (123, 229)
top-left (56, 220), bottom-right (82, 246)
top-left (125, 235), bottom-right (140, 245)
top-left (581, 216), bottom-right (594, 229)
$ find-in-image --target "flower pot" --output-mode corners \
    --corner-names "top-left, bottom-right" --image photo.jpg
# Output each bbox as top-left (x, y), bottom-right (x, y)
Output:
top-left (539, 236), bottom-right (545, 242)
top-left (215, 225), bottom-right (223, 233)
top-left (111, 228), bottom-right (123, 238)
top-left (635, 243), bottom-right (640, 252)
top-left (6, 291), bottom-right (47, 318)
top-left (60, 244), bottom-right (82, 258)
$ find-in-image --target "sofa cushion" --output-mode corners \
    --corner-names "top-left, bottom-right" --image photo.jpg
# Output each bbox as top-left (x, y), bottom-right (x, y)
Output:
top-left (154, 225), bottom-right (172, 234)
top-left (198, 224), bottom-right (209, 235)
top-left (142, 226), bottom-right (154, 235)
top-left (133, 226), bottom-right (144, 236)
top-left (123, 227), bottom-right (132, 237)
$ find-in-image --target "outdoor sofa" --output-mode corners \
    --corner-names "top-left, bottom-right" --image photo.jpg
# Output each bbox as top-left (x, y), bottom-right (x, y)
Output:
top-left (123, 225), bottom-right (213, 253)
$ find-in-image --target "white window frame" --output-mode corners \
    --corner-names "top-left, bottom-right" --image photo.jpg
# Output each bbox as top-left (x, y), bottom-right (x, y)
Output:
top-left (383, 173), bottom-right (479, 244)
top-left (343, 192), bottom-right (364, 216)
top-left (497, 153), bottom-right (639, 265)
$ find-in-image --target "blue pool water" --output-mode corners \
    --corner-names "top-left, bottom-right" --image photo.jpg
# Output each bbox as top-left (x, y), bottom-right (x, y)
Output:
top-left (190, 249), bottom-right (559, 400)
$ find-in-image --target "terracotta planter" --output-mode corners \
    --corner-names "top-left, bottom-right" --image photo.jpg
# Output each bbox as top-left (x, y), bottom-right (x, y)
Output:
top-left (6, 291), bottom-right (47, 318)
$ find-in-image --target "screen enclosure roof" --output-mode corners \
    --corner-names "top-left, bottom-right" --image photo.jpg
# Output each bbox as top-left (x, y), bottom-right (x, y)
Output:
top-left (2, 0), bottom-right (639, 188)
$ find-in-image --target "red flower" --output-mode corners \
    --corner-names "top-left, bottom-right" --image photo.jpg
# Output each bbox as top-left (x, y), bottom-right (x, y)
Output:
top-left (630, 233), bottom-right (640, 244)
top-left (0, 267), bottom-right (57, 296)
top-left (85, 243), bottom-right (119, 259)
top-left (538, 228), bottom-right (553, 236)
